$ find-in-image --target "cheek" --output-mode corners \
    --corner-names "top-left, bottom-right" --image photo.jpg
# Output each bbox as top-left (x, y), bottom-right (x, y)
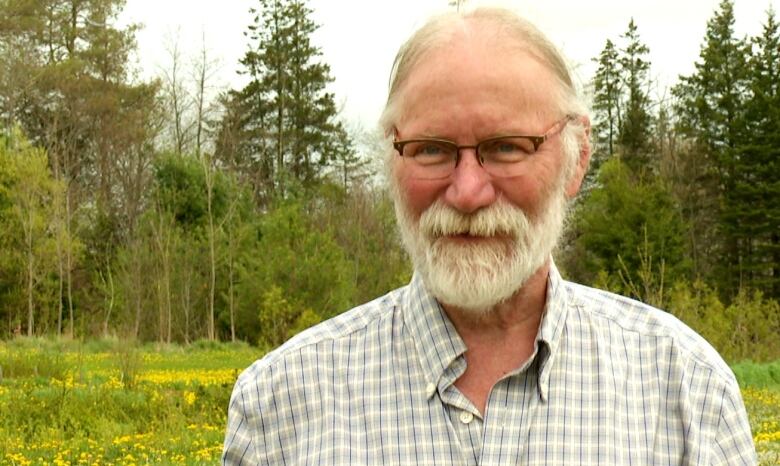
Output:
top-left (394, 167), bottom-right (447, 218)
top-left (493, 175), bottom-right (547, 212)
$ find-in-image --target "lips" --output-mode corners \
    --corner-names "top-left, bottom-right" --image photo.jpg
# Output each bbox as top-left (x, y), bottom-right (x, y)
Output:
top-left (438, 232), bottom-right (511, 243)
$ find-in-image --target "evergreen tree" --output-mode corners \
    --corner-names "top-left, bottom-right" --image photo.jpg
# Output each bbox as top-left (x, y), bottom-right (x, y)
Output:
top-left (741, 8), bottom-right (780, 297)
top-left (564, 158), bottom-right (690, 309)
top-left (673, 0), bottom-right (752, 298)
top-left (592, 39), bottom-right (621, 161)
top-left (591, 20), bottom-right (654, 175)
top-left (235, 0), bottom-right (352, 204)
top-left (618, 19), bottom-right (654, 172)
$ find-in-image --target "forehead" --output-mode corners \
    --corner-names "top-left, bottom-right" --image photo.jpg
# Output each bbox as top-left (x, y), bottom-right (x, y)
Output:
top-left (396, 32), bottom-right (561, 134)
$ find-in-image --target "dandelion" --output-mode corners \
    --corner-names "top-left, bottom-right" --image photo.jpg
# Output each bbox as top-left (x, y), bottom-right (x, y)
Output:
top-left (183, 390), bottom-right (197, 406)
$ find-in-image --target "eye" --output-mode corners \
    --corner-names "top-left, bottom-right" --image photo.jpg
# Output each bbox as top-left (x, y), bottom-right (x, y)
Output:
top-left (480, 137), bottom-right (535, 162)
top-left (418, 143), bottom-right (446, 156)
top-left (406, 140), bottom-right (455, 165)
top-left (495, 141), bottom-right (520, 153)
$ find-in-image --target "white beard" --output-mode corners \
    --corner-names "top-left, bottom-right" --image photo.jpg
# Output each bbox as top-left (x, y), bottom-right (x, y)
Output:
top-left (394, 182), bottom-right (568, 316)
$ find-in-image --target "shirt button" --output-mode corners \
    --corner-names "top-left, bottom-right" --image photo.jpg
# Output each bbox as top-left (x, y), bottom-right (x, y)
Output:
top-left (459, 411), bottom-right (474, 424)
top-left (425, 383), bottom-right (436, 397)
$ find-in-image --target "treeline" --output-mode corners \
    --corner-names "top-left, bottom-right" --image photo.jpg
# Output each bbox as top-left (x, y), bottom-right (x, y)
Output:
top-left (561, 1), bottom-right (779, 360)
top-left (0, 0), bottom-right (408, 346)
top-left (0, 0), bottom-right (778, 360)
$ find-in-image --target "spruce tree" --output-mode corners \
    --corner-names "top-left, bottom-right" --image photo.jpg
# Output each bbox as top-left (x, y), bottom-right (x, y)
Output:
top-left (618, 19), bottom-right (654, 172)
top-left (742, 8), bottom-right (780, 298)
top-left (592, 39), bottom-right (621, 161)
top-left (673, 0), bottom-right (752, 298)
top-left (236, 0), bottom-right (352, 203)
top-left (591, 20), bottom-right (654, 175)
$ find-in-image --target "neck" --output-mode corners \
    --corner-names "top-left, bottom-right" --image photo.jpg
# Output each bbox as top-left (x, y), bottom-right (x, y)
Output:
top-left (441, 261), bottom-right (550, 415)
top-left (443, 261), bottom-right (550, 338)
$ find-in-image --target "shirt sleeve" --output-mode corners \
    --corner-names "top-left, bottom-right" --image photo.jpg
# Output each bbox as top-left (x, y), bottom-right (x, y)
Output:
top-left (222, 378), bottom-right (258, 466)
top-left (709, 382), bottom-right (757, 466)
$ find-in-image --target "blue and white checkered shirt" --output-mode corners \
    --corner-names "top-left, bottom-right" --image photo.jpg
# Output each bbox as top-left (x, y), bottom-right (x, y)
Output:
top-left (223, 265), bottom-right (756, 465)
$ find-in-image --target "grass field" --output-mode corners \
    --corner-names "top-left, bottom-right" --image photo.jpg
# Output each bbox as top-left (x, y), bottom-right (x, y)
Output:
top-left (0, 339), bottom-right (778, 465)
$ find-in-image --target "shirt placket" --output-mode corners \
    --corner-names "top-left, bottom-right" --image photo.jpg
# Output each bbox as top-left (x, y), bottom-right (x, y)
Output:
top-left (479, 368), bottom-right (541, 466)
top-left (434, 356), bottom-right (483, 466)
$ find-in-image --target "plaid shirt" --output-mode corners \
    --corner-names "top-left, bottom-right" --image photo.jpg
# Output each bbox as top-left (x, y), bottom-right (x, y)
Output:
top-left (223, 265), bottom-right (756, 465)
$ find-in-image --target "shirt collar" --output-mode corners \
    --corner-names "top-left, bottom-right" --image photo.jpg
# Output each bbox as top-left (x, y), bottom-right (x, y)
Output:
top-left (402, 272), bottom-right (467, 397)
top-left (401, 261), bottom-right (571, 402)
top-left (536, 261), bottom-right (570, 401)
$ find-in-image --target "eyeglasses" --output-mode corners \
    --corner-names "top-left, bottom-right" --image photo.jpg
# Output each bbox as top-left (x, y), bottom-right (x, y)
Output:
top-left (393, 115), bottom-right (575, 180)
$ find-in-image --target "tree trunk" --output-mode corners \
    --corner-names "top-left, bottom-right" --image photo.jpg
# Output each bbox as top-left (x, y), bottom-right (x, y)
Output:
top-left (63, 162), bottom-right (75, 338)
top-left (26, 210), bottom-right (34, 337)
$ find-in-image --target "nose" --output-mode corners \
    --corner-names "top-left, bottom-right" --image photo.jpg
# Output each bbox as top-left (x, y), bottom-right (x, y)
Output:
top-left (443, 149), bottom-right (497, 213)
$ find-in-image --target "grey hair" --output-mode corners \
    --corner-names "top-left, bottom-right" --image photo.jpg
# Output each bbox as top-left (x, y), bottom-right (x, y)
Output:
top-left (378, 7), bottom-right (588, 136)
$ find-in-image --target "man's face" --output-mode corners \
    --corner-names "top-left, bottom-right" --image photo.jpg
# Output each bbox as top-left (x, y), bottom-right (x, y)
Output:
top-left (390, 33), bottom-right (585, 314)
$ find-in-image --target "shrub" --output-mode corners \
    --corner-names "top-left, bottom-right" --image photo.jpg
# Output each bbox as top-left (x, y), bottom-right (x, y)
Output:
top-left (0, 347), bottom-right (68, 380)
top-left (668, 281), bottom-right (780, 362)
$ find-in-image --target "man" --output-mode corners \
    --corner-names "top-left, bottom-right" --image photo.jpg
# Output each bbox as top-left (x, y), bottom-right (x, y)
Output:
top-left (223, 8), bottom-right (756, 465)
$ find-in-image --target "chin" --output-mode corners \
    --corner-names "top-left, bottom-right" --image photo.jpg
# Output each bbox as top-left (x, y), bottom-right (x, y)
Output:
top-left (393, 177), bottom-right (569, 317)
top-left (419, 237), bottom-right (544, 315)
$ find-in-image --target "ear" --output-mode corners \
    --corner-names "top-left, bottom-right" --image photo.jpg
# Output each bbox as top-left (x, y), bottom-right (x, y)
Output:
top-left (564, 115), bottom-right (591, 198)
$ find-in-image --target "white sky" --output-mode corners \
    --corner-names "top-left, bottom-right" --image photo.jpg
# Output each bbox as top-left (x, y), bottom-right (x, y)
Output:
top-left (120, 0), bottom-right (776, 128)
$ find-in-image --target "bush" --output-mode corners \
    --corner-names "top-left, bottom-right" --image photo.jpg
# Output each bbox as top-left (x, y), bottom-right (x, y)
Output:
top-left (0, 347), bottom-right (68, 380)
top-left (668, 281), bottom-right (780, 362)
top-left (115, 345), bottom-right (143, 389)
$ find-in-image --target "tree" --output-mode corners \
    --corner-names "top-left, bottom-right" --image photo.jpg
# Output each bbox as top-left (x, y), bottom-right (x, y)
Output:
top-left (592, 39), bottom-right (621, 161)
top-left (673, 0), bottom-right (753, 298)
top-left (590, 20), bottom-right (654, 178)
top-left (740, 7), bottom-right (780, 297)
top-left (564, 158), bottom-right (690, 308)
top-left (618, 19), bottom-right (654, 171)
top-left (234, 0), bottom-right (354, 203)
top-left (160, 30), bottom-right (194, 156)
top-left (235, 200), bottom-right (355, 344)
top-left (1, 0), bottom-right (161, 335)
top-left (0, 128), bottom-right (79, 336)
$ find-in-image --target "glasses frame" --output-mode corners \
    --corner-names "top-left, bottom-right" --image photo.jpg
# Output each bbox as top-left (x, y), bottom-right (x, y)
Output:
top-left (392, 114), bottom-right (576, 174)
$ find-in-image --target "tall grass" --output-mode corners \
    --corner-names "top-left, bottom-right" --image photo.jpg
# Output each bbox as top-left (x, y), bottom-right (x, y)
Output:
top-left (732, 360), bottom-right (780, 390)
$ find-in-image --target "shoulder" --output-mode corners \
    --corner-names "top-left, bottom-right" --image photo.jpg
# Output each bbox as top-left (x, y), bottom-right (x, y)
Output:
top-left (233, 285), bottom-right (405, 392)
top-left (564, 281), bottom-right (737, 386)
top-left (560, 282), bottom-right (756, 463)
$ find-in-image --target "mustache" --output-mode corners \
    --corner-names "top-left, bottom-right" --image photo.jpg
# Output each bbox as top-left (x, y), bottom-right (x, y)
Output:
top-left (418, 199), bottom-right (530, 239)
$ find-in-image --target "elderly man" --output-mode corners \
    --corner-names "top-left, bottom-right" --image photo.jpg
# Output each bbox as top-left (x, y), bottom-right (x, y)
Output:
top-left (223, 8), bottom-right (756, 465)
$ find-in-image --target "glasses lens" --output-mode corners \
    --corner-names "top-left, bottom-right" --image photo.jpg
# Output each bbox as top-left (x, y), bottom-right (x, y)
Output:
top-left (480, 137), bottom-right (535, 177)
top-left (402, 140), bottom-right (456, 179)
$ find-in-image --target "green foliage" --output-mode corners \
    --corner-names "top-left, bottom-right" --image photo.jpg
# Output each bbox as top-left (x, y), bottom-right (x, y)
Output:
top-left (0, 128), bottom-right (79, 336)
top-left (0, 347), bottom-right (68, 380)
top-left (288, 308), bottom-right (323, 339)
top-left (152, 153), bottom-right (234, 227)
top-left (592, 38), bottom-right (621, 160)
top-left (314, 182), bottom-right (411, 306)
top-left (617, 19), bottom-right (654, 168)
top-left (668, 280), bottom-right (780, 362)
top-left (672, 0), bottom-right (762, 299)
top-left (565, 158), bottom-right (690, 306)
top-left (732, 360), bottom-right (780, 389)
top-left (116, 345), bottom-right (143, 389)
top-left (229, 0), bottom-right (355, 202)
top-left (236, 200), bottom-right (354, 345)
top-left (590, 19), bottom-right (654, 174)
top-left (256, 285), bottom-right (321, 347)
top-left (741, 8), bottom-right (780, 298)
